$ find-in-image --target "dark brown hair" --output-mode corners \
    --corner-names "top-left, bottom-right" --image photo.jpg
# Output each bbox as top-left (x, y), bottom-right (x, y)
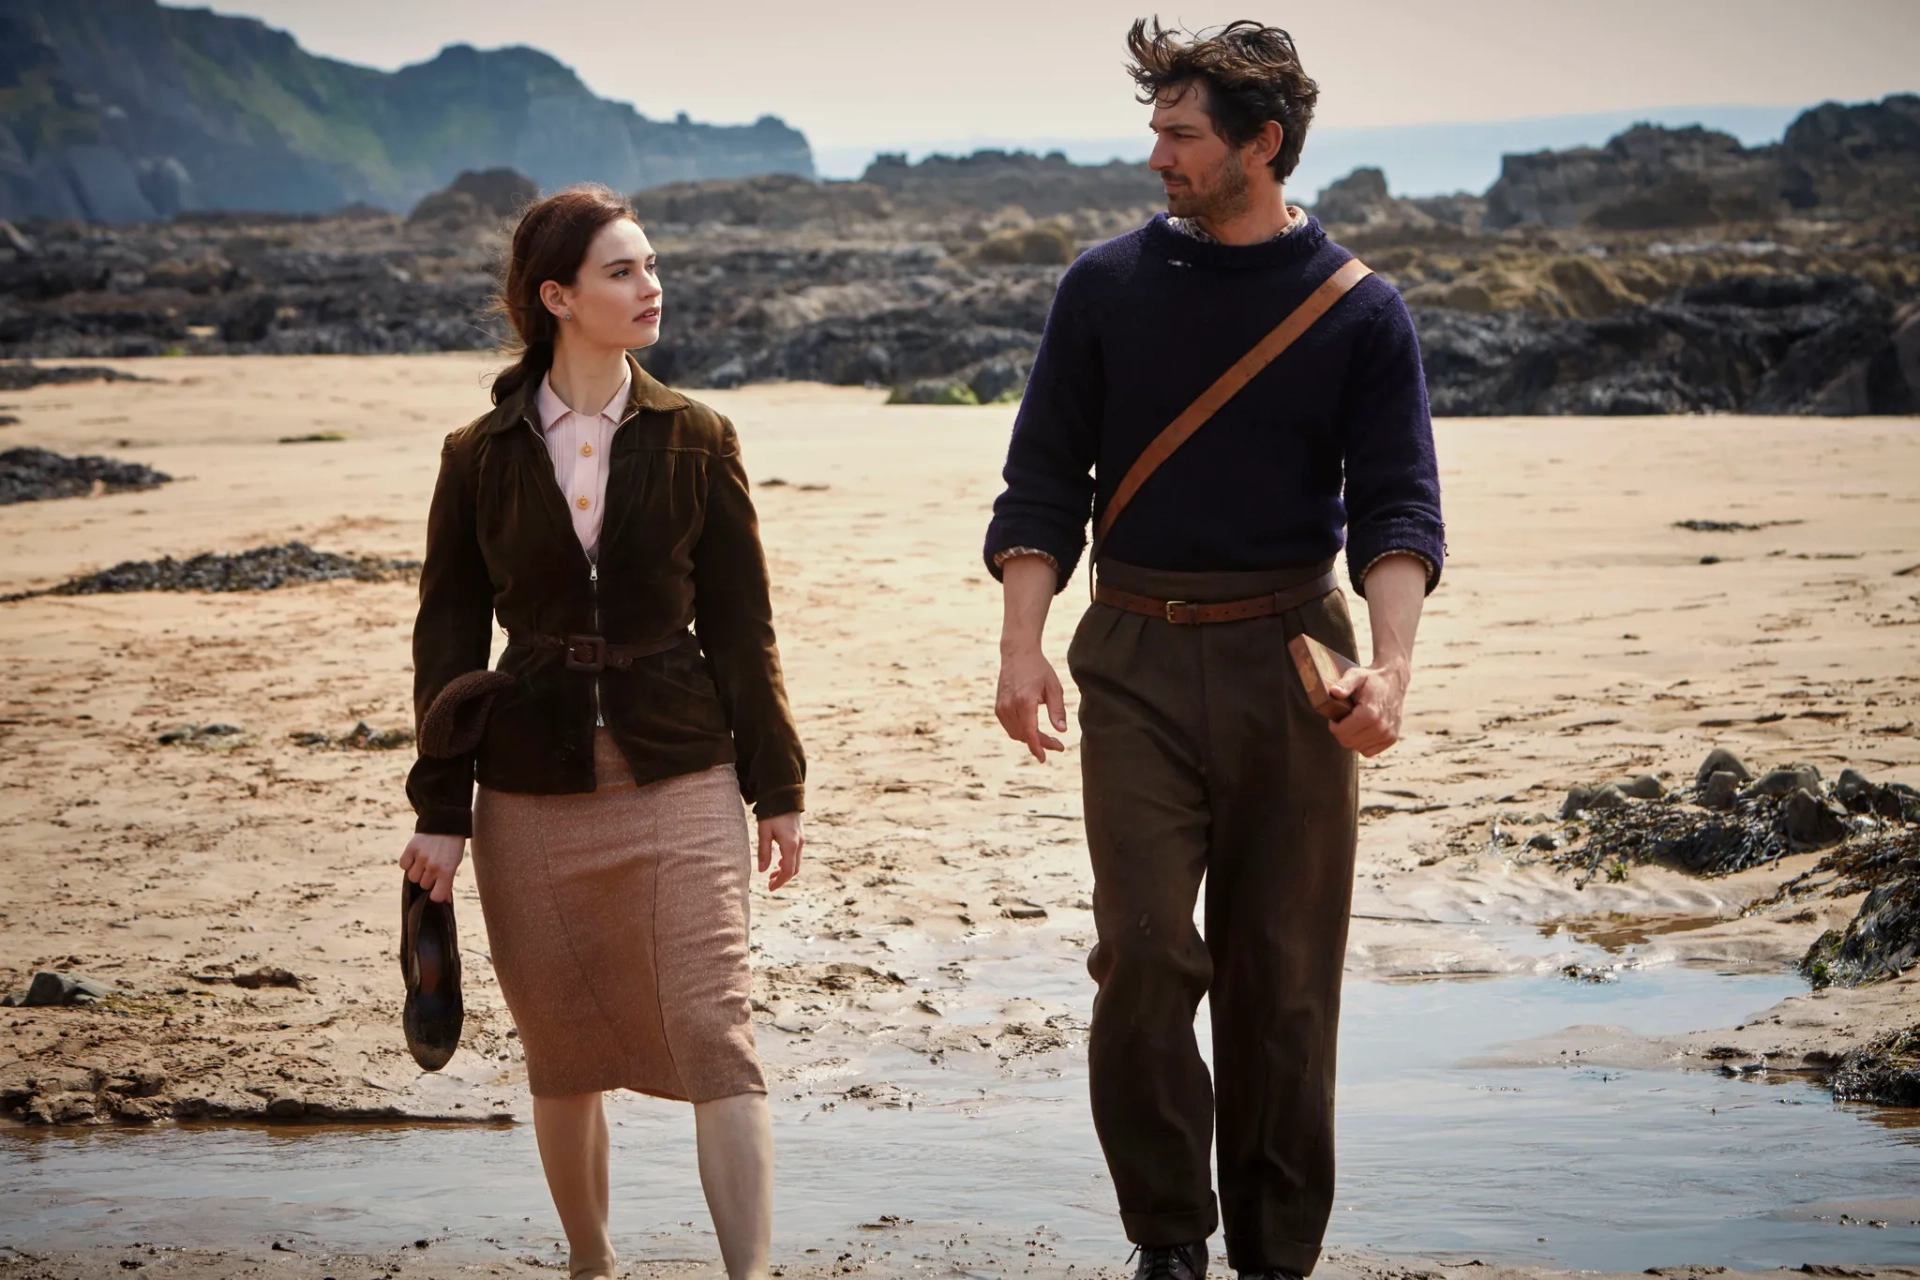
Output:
top-left (1126, 18), bottom-right (1319, 182)
top-left (491, 183), bottom-right (640, 406)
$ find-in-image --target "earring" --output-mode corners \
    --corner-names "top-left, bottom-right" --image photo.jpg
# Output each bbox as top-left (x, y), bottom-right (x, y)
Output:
top-left (562, 312), bottom-right (573, 322)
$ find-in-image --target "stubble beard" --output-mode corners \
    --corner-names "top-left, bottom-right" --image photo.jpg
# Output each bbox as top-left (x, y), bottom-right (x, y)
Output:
top-left (1166, 151), bottom-right (1253, 225)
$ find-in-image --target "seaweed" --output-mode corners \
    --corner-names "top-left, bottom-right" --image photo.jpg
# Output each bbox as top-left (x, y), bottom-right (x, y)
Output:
top-left (3, 541), bottom-right (417, 602)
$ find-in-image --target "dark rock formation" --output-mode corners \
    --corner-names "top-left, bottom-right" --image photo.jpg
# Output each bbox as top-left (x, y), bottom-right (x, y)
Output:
top-left (2, 541), bottom-right (417, 602)
top-left (859, 150), bottom-right (1162, 217)
top-left (1418, 277), bottom-right (1920, 416)
top-left (1694, 747), bottom-right (1753, 787)
top-left (1310, 167), bottom-right (1443, 233)
top-left (1488, 125), bottom-right (1774, 231)
top-left (1802, 870), bottom-right (1920, 988)
top-left (1779, 94), bottom-right (1920, 217)
top-left (0, 0), bottom-right (813, 222)
top-left (1836, 768), bottom-right (1920, 822)
top-left (0, 212), bottom-right (505, 358)
top-left (0, 445), bottom-right (169, 504)
top-left (408, 169), bottom-right (540, 228)
top-left (0, 971), bottom-right (114, 1007)
top-left (2, 100), bottom-right (1916, 416)
top-left (632, 173), bottom-right (893, 229)
top-left (0, 360), bottom-right (144, 390)
top-left (1485, 95), bottom-right (1920, 230)
top-left (1832, 1024), bottom-right (1920, 1106)
top-left (635, 240), bottom-right (1057, 393)
top-left (1793, 824), bottom-right (1920, 988)
top-left (1406, 192), bottom-right (1489, 234)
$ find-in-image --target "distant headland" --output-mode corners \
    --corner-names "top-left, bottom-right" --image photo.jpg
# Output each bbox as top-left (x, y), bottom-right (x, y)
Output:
top-left (0, 0), bottom-right (814, 222)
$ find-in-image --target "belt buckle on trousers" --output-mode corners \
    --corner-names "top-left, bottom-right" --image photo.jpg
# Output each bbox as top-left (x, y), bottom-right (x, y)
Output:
top-left (563, 634), bottom-right (607, 673)
top-left (1163, 599), bottom-right (1189, 624)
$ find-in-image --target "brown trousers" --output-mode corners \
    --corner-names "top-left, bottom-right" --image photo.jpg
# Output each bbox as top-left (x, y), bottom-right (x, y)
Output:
top-left (1067, 559), bottom-right (1360, 1278)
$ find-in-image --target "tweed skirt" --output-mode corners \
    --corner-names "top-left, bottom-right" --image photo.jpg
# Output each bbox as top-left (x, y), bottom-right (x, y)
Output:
top-left (469, 729), bottom-right (764, 1101)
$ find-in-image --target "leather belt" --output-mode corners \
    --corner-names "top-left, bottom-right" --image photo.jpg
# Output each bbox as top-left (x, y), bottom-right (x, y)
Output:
top-left (506, 629), bottom-right (688, 673)
top-left (1093, 569), bottom-right (1338, 625)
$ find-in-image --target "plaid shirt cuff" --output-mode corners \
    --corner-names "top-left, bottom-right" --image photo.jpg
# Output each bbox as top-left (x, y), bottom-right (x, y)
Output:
top-left (991, 546), bottom-right (1060, 574)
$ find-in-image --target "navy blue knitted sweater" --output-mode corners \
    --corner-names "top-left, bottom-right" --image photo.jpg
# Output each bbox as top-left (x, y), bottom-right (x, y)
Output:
top-left (984, 213), bottom-right (1445, 596)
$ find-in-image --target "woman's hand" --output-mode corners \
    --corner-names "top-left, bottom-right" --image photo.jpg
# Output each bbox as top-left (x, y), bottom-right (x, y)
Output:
top-left (757, 813), bottom-right (804, 892)
top-left (399, 833), bottom-right (467, 903)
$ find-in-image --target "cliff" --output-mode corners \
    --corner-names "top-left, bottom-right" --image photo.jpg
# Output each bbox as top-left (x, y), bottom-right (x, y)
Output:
top-left (0, 0), bottom-right (813, 223)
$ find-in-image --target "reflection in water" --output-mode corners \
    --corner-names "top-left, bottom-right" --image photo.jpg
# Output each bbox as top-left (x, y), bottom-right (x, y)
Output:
top-left (3, 953), bottom-right (1917, 1272)
top-left (1535, 911), bottom-right (1727, 952)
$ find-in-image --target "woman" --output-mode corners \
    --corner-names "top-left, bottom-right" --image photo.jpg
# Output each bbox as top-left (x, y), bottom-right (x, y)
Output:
top-left (398, 183), bottom-right (805, 1280)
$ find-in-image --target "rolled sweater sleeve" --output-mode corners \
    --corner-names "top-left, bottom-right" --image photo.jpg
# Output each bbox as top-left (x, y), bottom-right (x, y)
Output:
top-left (692, 417), bottom-right (806, 820)
top-left (983, 266), bottom-right (1103, 593)
top-left (1341, 292), bottom-right (1446, 596)
top-left (406, 431), bottom-right (495, 837)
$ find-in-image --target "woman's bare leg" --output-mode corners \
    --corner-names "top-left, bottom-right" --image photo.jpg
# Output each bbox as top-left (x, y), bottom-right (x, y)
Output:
top-left (532, 1091), bottom-right (615, 1279)
top-left (693, 1092), bottom-right (773, 1280)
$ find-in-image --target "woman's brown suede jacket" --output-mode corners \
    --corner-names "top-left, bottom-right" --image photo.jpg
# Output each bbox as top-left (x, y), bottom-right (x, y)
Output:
top-left (407, 355), bottom-right (804, 836)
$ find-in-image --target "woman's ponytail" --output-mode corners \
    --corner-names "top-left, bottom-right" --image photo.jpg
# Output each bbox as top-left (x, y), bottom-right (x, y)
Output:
top-left (490, 337), bottom-right (553, 407)
top-left (490, 184), bottom-right (639, 407)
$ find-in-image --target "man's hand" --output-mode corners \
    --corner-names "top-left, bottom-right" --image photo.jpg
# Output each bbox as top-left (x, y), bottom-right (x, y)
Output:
top-left (996, 645), bottom-right (1067, 762)
top-left (995, 554), bottom-right (1067, 762)
top-left (1327, 659), bottom-right (1408, 757)
top-left (1327, 552), bottom-right (1428, 759)
top-left (399, 833), bottom-right (466, 903)
top-left (758, 812), bottom-right (804, 892)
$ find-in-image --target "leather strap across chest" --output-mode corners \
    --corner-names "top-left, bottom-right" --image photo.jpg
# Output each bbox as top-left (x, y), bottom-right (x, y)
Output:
top-left (1093, 568), bottom-right (1338, 626)
top-left (1089, 257), bottom-right (1374, 589)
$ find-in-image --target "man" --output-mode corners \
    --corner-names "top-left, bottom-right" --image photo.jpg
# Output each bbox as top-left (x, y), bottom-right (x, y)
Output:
top-left (983, 19), bottom-right (1445, 1280)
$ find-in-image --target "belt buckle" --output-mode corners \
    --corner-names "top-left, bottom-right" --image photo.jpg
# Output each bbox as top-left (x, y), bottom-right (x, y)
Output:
top-left (563, 634), bottom-right (606, 673)
top-left (1163, 599), bottom-right (1188, 624)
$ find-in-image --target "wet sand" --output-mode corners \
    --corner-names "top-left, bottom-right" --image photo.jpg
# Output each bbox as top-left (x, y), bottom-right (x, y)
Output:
top-left (2, 356), bottom-right (1919, 1274)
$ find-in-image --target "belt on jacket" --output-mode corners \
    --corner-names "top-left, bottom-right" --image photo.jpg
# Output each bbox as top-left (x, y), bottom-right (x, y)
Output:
top-left (1093, 568), bottom-right (1339, 625)
top-left (506, 629), bottom-right (689, 673)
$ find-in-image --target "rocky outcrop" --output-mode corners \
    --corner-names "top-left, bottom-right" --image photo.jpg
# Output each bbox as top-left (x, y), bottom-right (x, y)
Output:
top-left (1309, 167), bottom-right (1435, 231)
top-left (5, 203), bottom-right (1918, 419)
top-left (407, 169), bottom-right (540, 228)
top-left (1778, 94), bottom-right (1920, 217)
top-left (1832, 1025), bottom-right (1920, 1105)
top-left (631, 174), bottom-right (893, 229)
top-left (628, 152), bottom-right (1155, 232)
top-left (636, 242), bottom-right (1058, 392)
top-left (1418, 277), bottom-right (1920, 416)
top-left (4, 98), bottom-right (1918, 418)
top-left (859, 150), bottom-right (1162, 217)
top-left (1486, 125), bottom-right (1774, 230)
top-left (1484, 95), bottom-right (1920, 230)
top-left (0, 0), bottom-right (813, 222)
top-left (0, 210), bottom-right (503, 358)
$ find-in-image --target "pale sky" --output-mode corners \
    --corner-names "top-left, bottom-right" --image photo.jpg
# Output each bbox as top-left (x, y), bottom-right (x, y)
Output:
top-left (188, 0), bottom-right (1920, 151)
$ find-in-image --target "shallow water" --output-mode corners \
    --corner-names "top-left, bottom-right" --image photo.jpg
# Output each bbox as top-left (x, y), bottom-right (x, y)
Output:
top-left (4, 941), bottom-right (1918, 1272)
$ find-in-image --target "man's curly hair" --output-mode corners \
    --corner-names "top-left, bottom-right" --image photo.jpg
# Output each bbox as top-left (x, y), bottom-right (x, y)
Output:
top-left (1126, 18), bottom-right (1320, 182)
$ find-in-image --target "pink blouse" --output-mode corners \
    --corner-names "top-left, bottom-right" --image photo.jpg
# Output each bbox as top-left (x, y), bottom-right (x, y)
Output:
top-left (535, 366), bottom-right (632, 556)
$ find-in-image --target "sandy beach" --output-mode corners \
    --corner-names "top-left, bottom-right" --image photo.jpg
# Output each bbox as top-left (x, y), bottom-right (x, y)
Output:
top-left (2, 355), bottom-right (1918, 1277)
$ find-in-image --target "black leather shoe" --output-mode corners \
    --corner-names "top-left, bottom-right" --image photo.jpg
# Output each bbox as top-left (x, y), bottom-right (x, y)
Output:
top-left (1132, 1242), bottom-right (1207, 1280)
top-left (1238, 1271), bottom-right (1305, 1280)
top-left (400, 876), bottom-right (463, 1070)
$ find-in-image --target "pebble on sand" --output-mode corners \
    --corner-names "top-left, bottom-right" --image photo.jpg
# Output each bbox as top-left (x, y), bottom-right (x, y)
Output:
top-left (0, 970), bottom-right (115, 1007)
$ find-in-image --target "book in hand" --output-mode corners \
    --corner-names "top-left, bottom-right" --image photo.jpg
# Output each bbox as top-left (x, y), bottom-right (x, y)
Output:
top-left (1287, 633), bottom-right (1357, 721)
